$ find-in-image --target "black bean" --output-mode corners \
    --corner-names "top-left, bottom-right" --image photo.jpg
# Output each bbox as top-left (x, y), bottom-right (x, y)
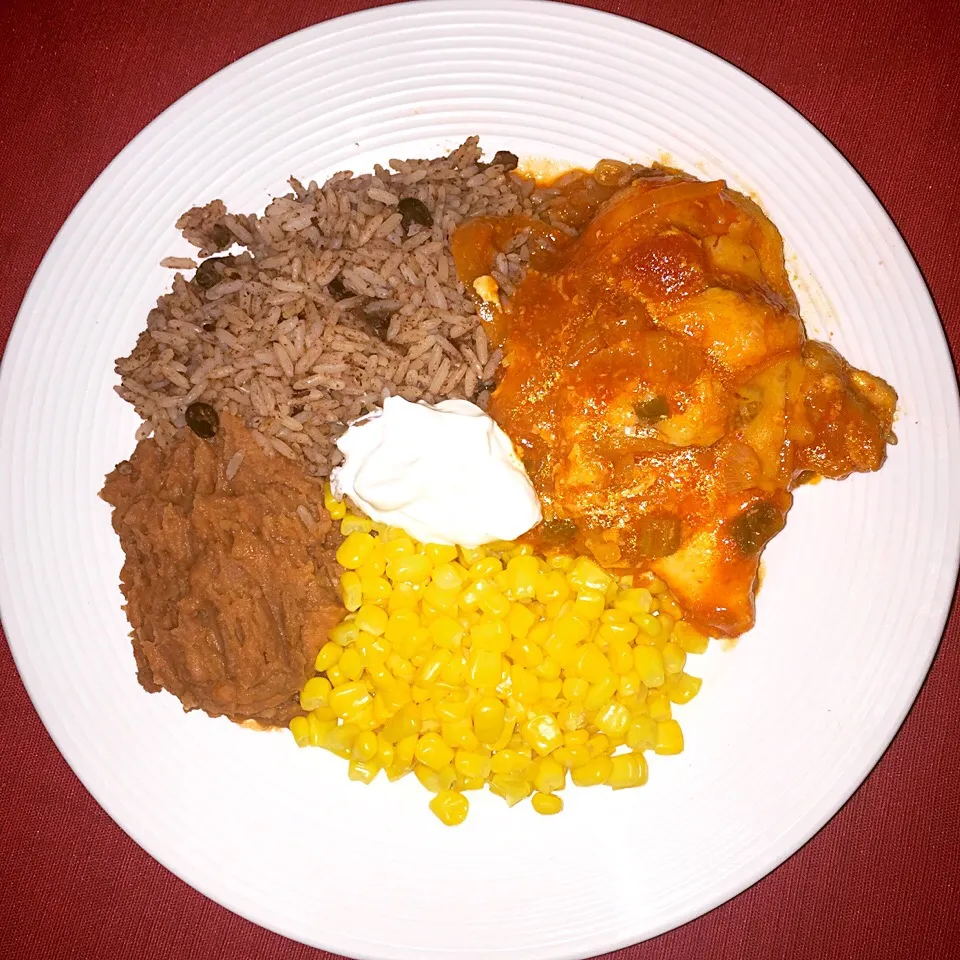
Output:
top-left (185, 402), bottom-right (219, 439)
top-left (327, 276), bottom-right (351, 301)
top-left (398, 197), bottom-right (433, 232)
top-left (193, 256), bottom-right (234, 291)
top-left (491, 150), bottom-right (519, 171)
top-left (210, 223), bottom-right (233, 250)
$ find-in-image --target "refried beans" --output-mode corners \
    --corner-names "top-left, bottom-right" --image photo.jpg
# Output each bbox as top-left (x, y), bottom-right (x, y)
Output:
top-left (101, 413), bottom-right (343, 725)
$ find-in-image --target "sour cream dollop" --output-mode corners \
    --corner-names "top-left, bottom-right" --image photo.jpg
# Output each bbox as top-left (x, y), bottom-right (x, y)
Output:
top-left (330, 396), bottom-right (541, 548)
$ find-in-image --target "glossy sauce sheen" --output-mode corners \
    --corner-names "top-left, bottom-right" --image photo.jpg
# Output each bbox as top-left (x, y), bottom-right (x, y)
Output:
top-left (453, 166), bottom-right (897, 636)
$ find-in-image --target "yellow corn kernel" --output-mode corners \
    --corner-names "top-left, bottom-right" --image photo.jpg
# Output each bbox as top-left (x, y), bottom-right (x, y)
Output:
top-left (489, 774), bottom-right (532, 807)
top-left (584, 674), bottom-right (617, 712)
top-left (414, 732), bottom-right (455, 771)
top-left (574, 590), bottom-right (606, 620)
top-left (665, 672), bottom-right (702, 704)
top-left (339, 571), bottom-right (362, 612)
top-left (387, 552), bottom-right (432, 583)
top-left (616, 587), bottom-right (653, 616)
top-left (458, 545), bottom-right (487, 566)
top-left (532, 756), bottom-right (566, 793)
top-left (587, 733), bottom-right (611, 758)
top-left (321, 721), bottom-right (358, 757)
top-left (438, 655), bottom-right (467, 686)
top-left (416, 648), bottom-right (451, 687)
top-left (510, 639), bottom-right (544, 671)
top-left (531, 791), bottom-right (564, 815)
top-left (454, 750), bottom-right (491, 779)
top-left (522, 713), bottom-right (564, 756)
top-left (426, 615), bottom-right (464, 651)
top-left (634, 646), bottom-right (666, 688)
top-left (354, 603), bottom-right (389, 637)
top-left (662, 641), bottom-right (686, 675)
top-left (467, 649), bottom-right (502, 688)
top-left (607, 639), bottom-right (635, 676)
top-left (328, 682), bottom-right (372, 721)
top-left (423, 543), bottom-right (458, 565)
top-left (382, 536), bottom-right (416, 561)
top-left (673, 620), bottom-right (710, 654)
top-left (567, 556), bottom-right (612, 593)
top-left (534, 656), bottom-right (561, 681)
top-left (635, 613), bottom-right (662, 640)
top-left (377, 736), bottom-right (396, 767)
top-left (441, 718), bottom-right (478, 751)
top-left (659, 595), bottom-right (683, 619)
top-left (414, 761), bottom-right (457, 793)
top-left (473, 696), bottom-right (506, 744)
top-left (328, 621), bottom-right (359, 648)
top-left (341, 513), bottom-right (373, 535)
top-left (561, 677), bottom-right (588, 701)
top-left (571, 754), bottom-right (614, 786)
top-left (314, 642), bottom-right (341, 674)
top-left (564, 729), bottom-right (589, 748)
top-left (557, 702), bottom-right (586, 732)
top-left (506, 608), bottom-right (537, 644)
top-left (626, 715), bottom-right (658, 750)
top-left (506, 554), bottom-right (540, 599)
top-left (356, 555), bottom-right (387, 578)
top-left (325, 664), bottom-right (346, 687)
top-left (458, 776), bottom-right (485, 792)
top-left (554, 745), bottom-right (591, 769)
top-left (380, 678), bottom-right (413, 712)
top-left (348, 757), bottom-right (381, 784)
top-left (646, 690), bottom-right (672, 721)
top-left (432, 561), bottom-right (468, 591)
top-left (435, 690), bottom-right (473, 722)
top-left (490, 749), bottom-right (531, 775)
top-left (607, 752), bottom-right (648, 789)
top-left (323, 483), bottom-right (346, 520)
top-left (338, 648), bottom-right (364, 682)
top-left (595, 701), bottom-right (631, 740)
top-left (490, 716), bottom-right (517, 752)
top-left (336, 531), bottom-right (376, 569)
top-left (387, 582), bottom-right (421, 613)
top-left (510, 664), bottom-right (540, 705)
top-left (300, 676), bottom-right (332, 710)
top-left (395, 732), bottom-right (418, 769)
top-left (289, 715), bottom-right (310, 747)
top-left (655, 719), bottom-right (684, 755)
top-left (352, 730), bottom-right (379, 761)
top-left (471, 620), bottom-right (510, 652)
top-left (618, 670), bottom-right (644, 700)
top-left (552, 612), bottom-right (591, 649)
top-left (576, 645), bottom-right (612, 683)
top-left (539, 678), bottom-right (563, 700)
top-left (385, 609), bottom-right (420, 647)
top-left (359, 574), bottom-right (392, 604)
top-left (429, 789), bottom-right (469, 826)
top-left (600, 607), bottom-right (631, 624)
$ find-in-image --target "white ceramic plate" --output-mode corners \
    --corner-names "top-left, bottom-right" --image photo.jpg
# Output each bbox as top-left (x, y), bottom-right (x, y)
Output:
top-left (1, 2), bottom-right (957, 957)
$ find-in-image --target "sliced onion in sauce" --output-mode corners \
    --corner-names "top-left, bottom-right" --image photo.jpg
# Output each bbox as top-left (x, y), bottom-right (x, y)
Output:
top-left (719, 441), bottom-right (763, 494)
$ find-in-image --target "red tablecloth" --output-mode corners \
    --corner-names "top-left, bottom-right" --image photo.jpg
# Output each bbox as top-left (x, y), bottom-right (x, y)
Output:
top-left (2, 0), bottom-right (958, 957)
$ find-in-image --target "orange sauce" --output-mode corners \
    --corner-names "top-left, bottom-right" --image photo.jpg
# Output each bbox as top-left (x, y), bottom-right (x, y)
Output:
top-left (453, 163), bottom-right (896, 636)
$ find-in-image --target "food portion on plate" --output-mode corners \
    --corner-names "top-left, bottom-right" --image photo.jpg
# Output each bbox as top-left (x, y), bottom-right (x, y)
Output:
top-left (452, 165), bottom-right (897, 635)
top-left (101, 139), bottom-right (896, 823)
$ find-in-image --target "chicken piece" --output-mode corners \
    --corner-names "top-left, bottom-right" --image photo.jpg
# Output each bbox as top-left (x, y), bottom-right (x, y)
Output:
top-left (452, 166), bottom-right (897, 636)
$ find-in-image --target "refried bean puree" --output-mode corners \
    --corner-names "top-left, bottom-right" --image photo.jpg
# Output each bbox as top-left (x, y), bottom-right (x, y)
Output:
top-left (101, 413), bottom-right (343, 726)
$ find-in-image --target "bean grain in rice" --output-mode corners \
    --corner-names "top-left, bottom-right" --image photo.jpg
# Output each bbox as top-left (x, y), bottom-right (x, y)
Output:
top-left (115, 138), bottom-right (537, 478)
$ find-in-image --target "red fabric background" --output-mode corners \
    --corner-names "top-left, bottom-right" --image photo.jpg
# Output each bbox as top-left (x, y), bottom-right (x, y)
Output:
top-left (2, 0), bottom-right (959, 956)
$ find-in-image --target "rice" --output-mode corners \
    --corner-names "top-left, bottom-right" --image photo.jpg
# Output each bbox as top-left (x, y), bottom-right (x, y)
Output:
top-left (115, 137), bottom-right (541, 478)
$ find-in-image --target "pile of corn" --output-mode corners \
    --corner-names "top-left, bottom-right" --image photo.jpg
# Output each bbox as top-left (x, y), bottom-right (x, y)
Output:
top-left (289, 494), bottom-right (708, 825)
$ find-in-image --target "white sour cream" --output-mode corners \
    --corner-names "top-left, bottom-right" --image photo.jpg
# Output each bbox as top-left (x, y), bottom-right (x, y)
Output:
top-left (330, 396), bottom-right (541, 547)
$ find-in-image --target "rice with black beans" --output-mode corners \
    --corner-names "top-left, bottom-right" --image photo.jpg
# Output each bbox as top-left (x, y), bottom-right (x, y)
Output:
top-left (115, 138), bottom-right (538, 477)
